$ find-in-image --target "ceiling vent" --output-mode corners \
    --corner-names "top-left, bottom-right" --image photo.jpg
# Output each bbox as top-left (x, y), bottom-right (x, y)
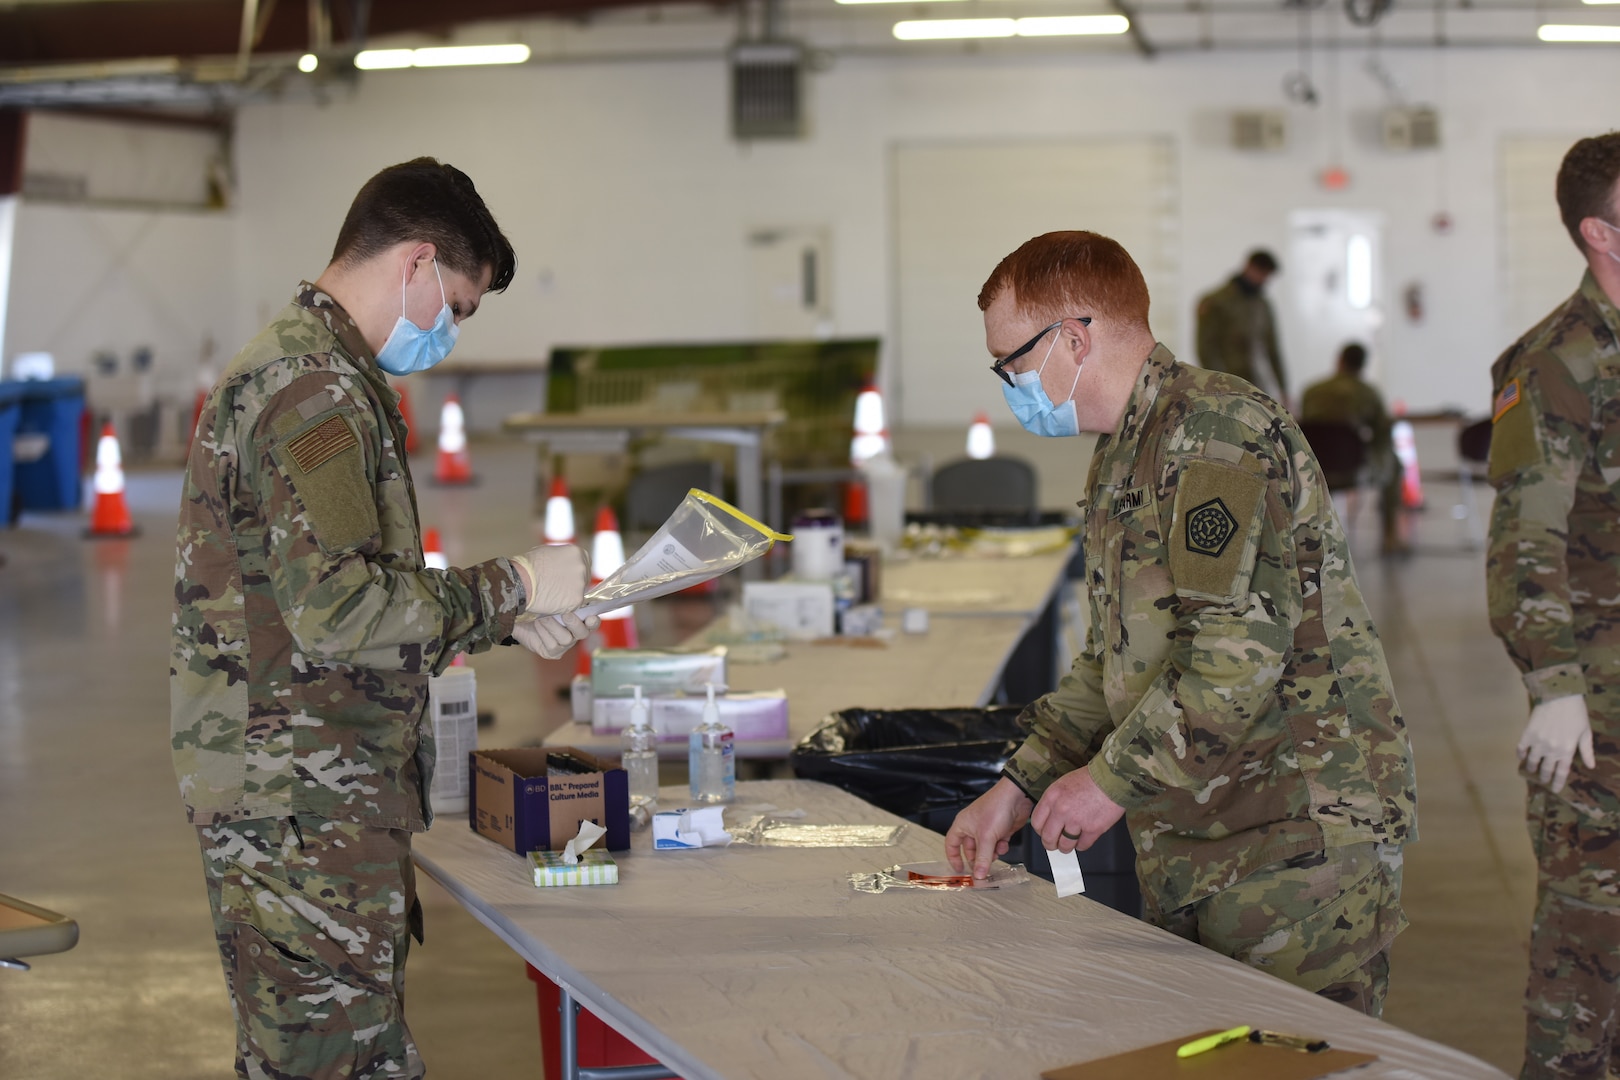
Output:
top-left (1383, 106), bottom-right (1441, 150)
top-left (731, 42), bottom-right (805, 140)
top-left (1231, 111), bottom-right (1287, 151)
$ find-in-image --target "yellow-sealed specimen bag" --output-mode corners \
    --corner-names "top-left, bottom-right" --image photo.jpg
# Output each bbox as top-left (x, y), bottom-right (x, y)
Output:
top-left (578, 490), bottom-right (791, 619)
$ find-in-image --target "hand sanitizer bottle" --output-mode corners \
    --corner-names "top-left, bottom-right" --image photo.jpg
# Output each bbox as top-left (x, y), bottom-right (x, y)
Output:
top-left (688, 682), bottom-right (734, 804)
top-left (620, 685), bottom-right (658, 812)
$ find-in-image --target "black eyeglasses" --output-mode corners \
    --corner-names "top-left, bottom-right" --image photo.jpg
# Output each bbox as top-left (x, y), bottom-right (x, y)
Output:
top-left (990, 317), bottom-right (1091, 386)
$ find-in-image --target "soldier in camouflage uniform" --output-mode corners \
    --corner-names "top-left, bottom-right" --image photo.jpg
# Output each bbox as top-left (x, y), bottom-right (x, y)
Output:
top-left (1485, 132), bottom-right (1620, 1080)
top-left (1196, 249), bottom-right (1288, 405)
top-left (1300, 342), bottom-right (1406, 555)
top-left (173, 159), bottom-right (597, 1079)
top-left (947, 231), bottom-right (1417, 1015)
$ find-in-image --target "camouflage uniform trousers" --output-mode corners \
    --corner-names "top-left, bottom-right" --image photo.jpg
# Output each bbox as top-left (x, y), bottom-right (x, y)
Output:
top-left (1148, 843), bottom-right (1407, 1016)
top-left (196, 816), bottom-right (425, 1080)
top-left (1522, 788), bottom-right (1620, 1080)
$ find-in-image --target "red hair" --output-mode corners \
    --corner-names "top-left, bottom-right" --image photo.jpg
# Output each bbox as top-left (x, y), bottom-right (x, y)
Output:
top-left (978, 231), bottom-right (1151, 328)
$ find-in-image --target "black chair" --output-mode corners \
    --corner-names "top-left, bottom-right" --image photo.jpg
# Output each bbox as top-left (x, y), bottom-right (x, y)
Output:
top-left (1298, 421), bottom-right (1367, 493)
top-left (929, 457), bottom-right (1039, 523)
top-left (624, 460), bottom-right (725, 534)
top-left (1455, 417), bottom-right (1493, 549)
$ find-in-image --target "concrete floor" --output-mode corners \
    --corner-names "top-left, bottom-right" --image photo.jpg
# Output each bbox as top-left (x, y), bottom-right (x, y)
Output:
top-left (0, 440), bottom-right (1532, 1078)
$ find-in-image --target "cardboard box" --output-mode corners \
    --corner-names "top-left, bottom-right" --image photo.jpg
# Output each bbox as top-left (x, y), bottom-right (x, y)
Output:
top-left (469, 747), bottom-right (630, 854)
top-left (742, 580), bottom-right (836, 640)
top-left (652, 691), bottom-right (789, 742)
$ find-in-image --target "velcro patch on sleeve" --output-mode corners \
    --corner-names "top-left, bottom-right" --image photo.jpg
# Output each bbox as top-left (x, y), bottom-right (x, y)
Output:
top-left (271, 411), bottom-right (377, 555)
top-left (1487, 379), bottom-right (1542, 485)
top-left (286, 414), bottom-right (357, 473)
top-left (1169, 458), bottom-right (1266, 604)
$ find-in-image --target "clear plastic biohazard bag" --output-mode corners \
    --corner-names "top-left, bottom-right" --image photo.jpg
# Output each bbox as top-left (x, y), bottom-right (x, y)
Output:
top-left (578, 490), bottom-right (792, 619)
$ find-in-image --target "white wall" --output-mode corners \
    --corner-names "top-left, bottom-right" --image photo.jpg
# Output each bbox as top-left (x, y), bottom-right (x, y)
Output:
top-left (228, 39), bottom-right (1620, 426)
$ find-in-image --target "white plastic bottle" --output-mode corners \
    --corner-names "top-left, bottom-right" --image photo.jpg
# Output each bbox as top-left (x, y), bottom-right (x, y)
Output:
top-left (620, 685), bottom-right (659, 812)
top-left (688, 682), bottom-right (735, 804)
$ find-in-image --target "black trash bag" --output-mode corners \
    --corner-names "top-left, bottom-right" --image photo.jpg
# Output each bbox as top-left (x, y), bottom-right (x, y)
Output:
top-left (789, 706), bottom-right (1028, 819)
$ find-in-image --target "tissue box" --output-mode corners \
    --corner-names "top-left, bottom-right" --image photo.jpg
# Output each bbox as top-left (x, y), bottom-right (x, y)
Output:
top-left (589, 647), bottom-right (728, 707)
top-left (469, 748), bottom-right (630, 855)
top-left (529, 848), bottom-right (620, 887)
top-left (652, 691), bottom-right (789, 742)
top-left (742, 581), bottom-right (836, 640)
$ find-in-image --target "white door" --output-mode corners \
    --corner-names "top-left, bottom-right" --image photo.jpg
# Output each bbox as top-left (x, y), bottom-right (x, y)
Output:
top-left (1286, 209), bottom-right (1387, 392)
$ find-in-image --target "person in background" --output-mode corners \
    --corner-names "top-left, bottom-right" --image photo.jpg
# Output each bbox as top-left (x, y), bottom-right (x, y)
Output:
top-left (1196, 248), bottom-right (1288, 407)
top-left (946, 230), bottom-right (1416, 1015)
top-left (172, 158), bottom-right (597, 1080)
top-left (1486, 130), bottom-right (1620, 1080)
top-left (1300, 342), bottom-right (1406, 556)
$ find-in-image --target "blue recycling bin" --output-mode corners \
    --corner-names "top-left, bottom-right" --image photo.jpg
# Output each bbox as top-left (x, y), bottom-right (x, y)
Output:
top-left (10, 378), bottom-right (86, 514)
top-left (0, 382), bottom-right (22, 527)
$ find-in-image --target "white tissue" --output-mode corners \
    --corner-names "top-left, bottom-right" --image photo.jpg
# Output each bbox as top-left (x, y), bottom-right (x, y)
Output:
top-left (562, 820), bottom-right (608, 865)
top-left (1046, 847), bottom-right (1087, 898)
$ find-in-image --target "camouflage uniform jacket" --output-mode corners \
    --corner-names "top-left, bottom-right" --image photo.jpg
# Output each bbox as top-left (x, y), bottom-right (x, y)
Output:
top-left (171, 283), bottom-right (526, 831)
top-left (1004, 345), bottom-right (1417, 912)
top-left (1486, 269), bottom-right (1620, 809)
top-left (1196, 277), bottom-right (1287, 398)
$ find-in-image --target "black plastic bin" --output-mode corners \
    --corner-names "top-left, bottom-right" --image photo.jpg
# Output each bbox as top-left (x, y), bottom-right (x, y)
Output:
top-left (791, 707), bottom-right (1142, 917)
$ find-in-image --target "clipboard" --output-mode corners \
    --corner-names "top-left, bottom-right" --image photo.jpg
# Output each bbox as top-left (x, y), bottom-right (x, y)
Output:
top-left (1041, 1028), bottom-right (1378, 1080)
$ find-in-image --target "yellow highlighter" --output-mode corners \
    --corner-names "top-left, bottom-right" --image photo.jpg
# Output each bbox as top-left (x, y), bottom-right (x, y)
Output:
top-left (1176, 1025), bottom-right (1253, 1059)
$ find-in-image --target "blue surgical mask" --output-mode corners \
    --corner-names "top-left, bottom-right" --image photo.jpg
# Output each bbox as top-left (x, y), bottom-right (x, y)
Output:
top-left (375, 259), bottom-right (459, 376)
top-left (1000, 331), bottom-right (1083, 438)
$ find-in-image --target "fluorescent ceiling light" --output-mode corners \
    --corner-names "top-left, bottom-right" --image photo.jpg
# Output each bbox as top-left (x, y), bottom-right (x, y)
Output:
top-left (1014, 14), bottom-right (1129, 35)
top-left (894, 18), bottom-right (1016, 38)
top-left (1537, 22), bottom-right (1620, 39)
top-left (894, 14), bottom-right (1128, 39)
top-left (354, 44), bottom-right (531, 70)
top-left (1581, 0), bottom-right (1620, 6)
top-left (297, 53), bottom-right (318, 73)
top-left (840, 0), bottom-right (966, 5)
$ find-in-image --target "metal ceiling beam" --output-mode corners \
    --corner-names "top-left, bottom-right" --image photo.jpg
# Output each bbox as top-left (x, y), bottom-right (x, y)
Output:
top-left (1111, 0), bottom-right (1157, 57)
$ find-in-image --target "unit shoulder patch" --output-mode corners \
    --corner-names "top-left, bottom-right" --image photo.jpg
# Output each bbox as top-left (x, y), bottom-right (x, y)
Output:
top-left (286, 414), bottom-right (357, 473)
top-left (1185, 497), bottom-right (1239, 557)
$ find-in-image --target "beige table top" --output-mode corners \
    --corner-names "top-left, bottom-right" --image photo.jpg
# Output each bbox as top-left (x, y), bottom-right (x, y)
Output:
top-left (878, 544), bottom-right (1075, 616)
top-left (544, 611), bottom-right (1034, 759)
top-left (503, 409), bottom-right (787, 433)
top-left (415, 779), bottom-right (1507, 1080)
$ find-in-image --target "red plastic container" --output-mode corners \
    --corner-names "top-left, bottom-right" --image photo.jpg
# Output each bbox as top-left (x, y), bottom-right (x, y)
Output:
top-left (526, 963), bottom-right (661, 1075)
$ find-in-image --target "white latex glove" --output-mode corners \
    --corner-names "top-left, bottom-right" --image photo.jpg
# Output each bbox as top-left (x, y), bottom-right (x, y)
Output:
top-left (508, 544), bottom-right (590, 617)
top-left (1518, 694), bottom-right (1596, 793)
top-left (510, 610), bottom-right (598, 660)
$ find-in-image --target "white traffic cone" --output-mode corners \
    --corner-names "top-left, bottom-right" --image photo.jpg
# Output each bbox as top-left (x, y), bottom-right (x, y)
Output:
top-left (544, 476), bottom-right (576, 546)
top-left (85, 423), bottom-right (136, 538)
top-left (434, 395), bottom-right (474, 485)
top-left (966, 411), bottom-right (995, 460)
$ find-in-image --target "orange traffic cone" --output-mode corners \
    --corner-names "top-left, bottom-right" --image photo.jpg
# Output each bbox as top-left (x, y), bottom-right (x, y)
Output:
top-left (1391, 405), bottom-right (1424, 510)
top-left (433, 395), bottom-right (474, 485)
top-left (422, 527), bottom-right (449, 570)
top-left (543, 476), bottom-right (576, 546)
top-left (966, 411), bottom-right (995, 460)
top-left (845, 384), bottom-right (889, 528)
top-left (85, 423), bottom-right (136, 538)
top-left (576, 506), bottom-right (639, 676)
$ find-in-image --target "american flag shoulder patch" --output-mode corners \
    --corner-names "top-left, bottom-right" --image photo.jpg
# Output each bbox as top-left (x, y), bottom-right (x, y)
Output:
top-left (286, 414), bottom-right (357, 473)
top-left (1492, 378), bottom-right (1522, 423)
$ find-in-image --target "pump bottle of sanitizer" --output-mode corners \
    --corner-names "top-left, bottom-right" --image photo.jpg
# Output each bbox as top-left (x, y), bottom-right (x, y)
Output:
top-left (620, 685), bottom-right (659, 812)
top-left (688, 682), bottom-right (735, 804)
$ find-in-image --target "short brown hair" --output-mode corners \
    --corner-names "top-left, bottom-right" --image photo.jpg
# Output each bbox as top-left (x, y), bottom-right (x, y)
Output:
top-left (332, 158), bottom-right (516, 292)
top-left (977, 231), bottom-right (1151, 328)
top-left (1556, 132), bottom-right (1620, 253)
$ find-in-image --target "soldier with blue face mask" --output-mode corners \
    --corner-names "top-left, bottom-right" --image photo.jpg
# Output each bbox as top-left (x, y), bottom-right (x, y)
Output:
top-left (1486, 131), bottom-right (1620, 1080)
top-left (948, 230), bottom-right (1417, 1017)
top-left (173, 158), bottom-right (598, 1080)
